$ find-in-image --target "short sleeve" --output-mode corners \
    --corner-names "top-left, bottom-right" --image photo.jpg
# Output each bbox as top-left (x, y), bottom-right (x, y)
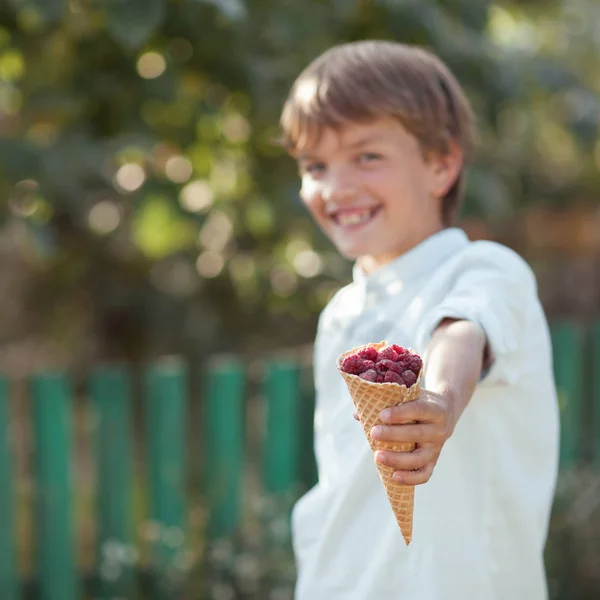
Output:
top-left (414, 242), bottom-right (538, 385)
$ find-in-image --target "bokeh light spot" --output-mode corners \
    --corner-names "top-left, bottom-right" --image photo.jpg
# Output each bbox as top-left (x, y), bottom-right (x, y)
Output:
top-left (115, 164), bottom-right (146, 193)
top-left (137, 52), bottom-right (166, 79)
top-left (180, 180), bottom-right (213, 213)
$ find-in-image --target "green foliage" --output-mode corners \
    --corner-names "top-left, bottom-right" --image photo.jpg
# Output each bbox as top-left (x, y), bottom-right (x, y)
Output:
top-left (105, 0), bottom-right (166, 50)
top-left (0, 0), bottom-right (598, 361)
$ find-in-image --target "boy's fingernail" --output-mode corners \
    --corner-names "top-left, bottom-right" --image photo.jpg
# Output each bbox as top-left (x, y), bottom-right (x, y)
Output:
top-left (380, 409), bottom-right (391, 422)
top-left (375, 451), bottom-right (385, 463)
top-left (371, 426), bottom-right (381, 438)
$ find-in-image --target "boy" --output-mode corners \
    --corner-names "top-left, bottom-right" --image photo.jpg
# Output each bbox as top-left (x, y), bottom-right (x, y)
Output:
top-left (279, 40), bottom-right (559, 600)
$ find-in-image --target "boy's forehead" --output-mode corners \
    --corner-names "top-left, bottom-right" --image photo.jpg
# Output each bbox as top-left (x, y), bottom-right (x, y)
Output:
top-left (294, 118), bottom-right (403, 158)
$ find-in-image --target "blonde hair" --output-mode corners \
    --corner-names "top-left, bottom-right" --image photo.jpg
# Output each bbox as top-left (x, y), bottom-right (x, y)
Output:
top-left (280, 40), bottom-right (477, 225)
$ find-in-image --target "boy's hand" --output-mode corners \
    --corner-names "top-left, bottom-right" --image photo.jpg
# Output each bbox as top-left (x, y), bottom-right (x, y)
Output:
top-left (352, 320), bottom-right (487, 485)
top-left (355, 389), bottom-right (456, 485)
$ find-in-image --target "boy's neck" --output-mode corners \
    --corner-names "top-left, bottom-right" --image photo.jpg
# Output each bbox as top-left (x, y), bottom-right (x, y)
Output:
top-left (357, 225), bottom-right (448, 276)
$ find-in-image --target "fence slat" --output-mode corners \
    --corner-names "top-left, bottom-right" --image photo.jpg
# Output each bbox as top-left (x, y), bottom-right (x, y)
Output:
top-left (145, 359), bottom-right (188, 599)
top-left (300, 368), bottom-right (318, 491)
top-left (263, 361), bottom-right (301, 496)
top-left (592, 322), bottom-right (600, 463)
top-left (90, 366), bottom-right (135, 599)
top-left (204, 359), bottom-right (245, 539)
top-left (31, 372), bottom-right (78, 600)
top-left (551, 322), bottom-right (584, 467)
top-left (0, 377), bottom-right (19, 600)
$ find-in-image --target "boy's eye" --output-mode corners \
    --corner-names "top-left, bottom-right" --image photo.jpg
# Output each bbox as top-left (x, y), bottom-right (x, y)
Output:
top-left (302, 162), bottom-right (326, 175)
top-left (359, 152), bottom-right (383, 164)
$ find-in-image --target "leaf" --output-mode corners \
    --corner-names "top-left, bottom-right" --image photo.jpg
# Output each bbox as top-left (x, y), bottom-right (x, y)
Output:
top-left (6, 0), bottom-right (67, 23)
top-left (193, 0), bottom-right (246, 21)
top-left (133, 195), bottom-right (197, 259)
top-left (0, 140), bottom-right (40, 181)
top-left (106, 0), bottom-right (166, 51)
top-left (330, 0), bottom-right (362, 21)
top-left (33, 0), bottom-right (66, 22)
top-left (438, 0), bottom-right (492, 32)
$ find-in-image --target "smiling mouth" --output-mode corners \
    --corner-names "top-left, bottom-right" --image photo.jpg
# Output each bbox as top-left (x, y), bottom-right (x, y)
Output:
top-left (330, 206), bottom-right (382, 228)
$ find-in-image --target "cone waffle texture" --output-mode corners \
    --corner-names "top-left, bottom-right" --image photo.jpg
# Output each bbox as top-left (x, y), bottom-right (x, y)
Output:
top-left (337, 341), bottom-right (423, 545)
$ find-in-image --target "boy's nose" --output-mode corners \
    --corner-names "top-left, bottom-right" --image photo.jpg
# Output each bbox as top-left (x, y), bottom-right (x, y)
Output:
top-left (321, 174), bottom-right (357, 204)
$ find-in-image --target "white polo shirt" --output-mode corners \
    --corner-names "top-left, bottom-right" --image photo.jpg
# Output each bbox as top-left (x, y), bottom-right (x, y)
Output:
top-left (292, 228), bottom-right (559, 600)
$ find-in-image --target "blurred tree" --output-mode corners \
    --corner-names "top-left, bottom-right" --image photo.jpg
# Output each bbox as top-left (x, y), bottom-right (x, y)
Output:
top-left (0, 0), bottom-right (598, 364)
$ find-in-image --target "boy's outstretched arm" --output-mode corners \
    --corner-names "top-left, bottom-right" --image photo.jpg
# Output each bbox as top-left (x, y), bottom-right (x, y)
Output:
top-left (369, 318), bottom-right (488, 485)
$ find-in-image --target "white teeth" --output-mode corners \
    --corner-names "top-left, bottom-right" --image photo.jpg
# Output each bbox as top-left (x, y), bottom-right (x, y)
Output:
top-left (336, 209), bottom-right (373, 226)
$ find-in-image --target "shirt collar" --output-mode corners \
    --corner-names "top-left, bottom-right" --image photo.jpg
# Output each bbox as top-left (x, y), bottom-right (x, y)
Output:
top-left (352, 228), bottom-right (469, 295)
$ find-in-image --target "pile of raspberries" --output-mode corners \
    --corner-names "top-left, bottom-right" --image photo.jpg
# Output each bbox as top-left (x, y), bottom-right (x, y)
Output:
top-left (340, 344), bottom-right (422, 388)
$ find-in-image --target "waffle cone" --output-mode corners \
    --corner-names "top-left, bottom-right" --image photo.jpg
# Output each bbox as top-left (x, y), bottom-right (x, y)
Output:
top-left (337, 341), bottom-right (423, 545)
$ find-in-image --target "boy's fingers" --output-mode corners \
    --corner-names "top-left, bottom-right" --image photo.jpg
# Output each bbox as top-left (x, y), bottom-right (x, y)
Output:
top-left (370, 423), bottom-right (444, 445)
top-left (353, 411), bottom-right (360, 421)
top-left (380, 397), bottom-right (443, 424)
top-left (375, 446), bottom-right (435, 471)
top-left (391, 462), bottom-right (435, 486)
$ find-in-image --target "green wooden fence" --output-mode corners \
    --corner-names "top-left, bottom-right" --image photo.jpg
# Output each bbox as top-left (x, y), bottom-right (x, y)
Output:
top-left (0, 320), bottom-right (596, 598)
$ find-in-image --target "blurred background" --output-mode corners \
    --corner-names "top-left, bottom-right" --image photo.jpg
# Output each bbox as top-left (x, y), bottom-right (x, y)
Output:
top-left (0, 0), bottom-right (599, 598)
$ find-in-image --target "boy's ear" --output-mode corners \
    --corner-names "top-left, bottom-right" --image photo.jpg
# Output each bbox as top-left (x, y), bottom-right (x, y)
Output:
top-left (428, 140), bottom-right (463, 199)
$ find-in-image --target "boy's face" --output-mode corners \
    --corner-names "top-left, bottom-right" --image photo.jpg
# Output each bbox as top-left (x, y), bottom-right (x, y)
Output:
top-left (295, 118), bottom-right (457, 273)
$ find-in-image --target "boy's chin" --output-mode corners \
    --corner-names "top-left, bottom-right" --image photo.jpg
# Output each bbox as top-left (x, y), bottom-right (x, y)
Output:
top-left (335, 243), bottom-right (378, 262)
top-left (337, 247), bottom-right (358, 257)
top-left (331, 240), bottom-right (369, 260)
top-left (336, 246), bottom-right (362, 261)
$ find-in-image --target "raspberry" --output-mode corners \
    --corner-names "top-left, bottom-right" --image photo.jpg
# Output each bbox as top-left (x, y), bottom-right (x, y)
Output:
top-left (375, 360), bottom-right (397, 374)
top-left (358, 347), bottom-right (378, 361)
top-left (341, 354), bottom-right (376, 375)
top-left (408, 356), bottom-right (423, 374)
top-left (376, 374), bottom-right (385, 383)
top-left (392, 344), bottom-right (408, 356)
top-left (377, 359), bottom-right (402, 375)
top-left (384, 371), bottom-right (404, 385)
top-left (402, 370), bottom-right (417, 387)
top-left (359, 369), bottom-right (378, 382)
top-left (396, 360), bottom-right (408, 372)
top-left (377, 346), bottom-right (399, 362)
top-left (340, 355), bottom-right (364, 375)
